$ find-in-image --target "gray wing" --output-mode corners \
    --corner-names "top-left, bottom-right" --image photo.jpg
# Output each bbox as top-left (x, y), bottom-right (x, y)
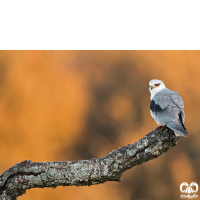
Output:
top-left (170, 92), bottom-right (185, 122)
top-left (151, 89), bottom-right (188, 136)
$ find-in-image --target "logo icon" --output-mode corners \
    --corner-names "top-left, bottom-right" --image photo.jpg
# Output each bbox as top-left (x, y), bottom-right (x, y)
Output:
top-left (180, 182), bottom-right (198, 199)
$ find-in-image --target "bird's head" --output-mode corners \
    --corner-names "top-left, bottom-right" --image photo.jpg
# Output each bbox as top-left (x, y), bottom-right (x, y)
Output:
top-left (149, 79), bottom-right (165, 99)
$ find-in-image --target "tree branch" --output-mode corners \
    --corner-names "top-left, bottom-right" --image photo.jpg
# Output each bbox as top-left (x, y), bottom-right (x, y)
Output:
top-left (0, 126), bottom-right (179, 200)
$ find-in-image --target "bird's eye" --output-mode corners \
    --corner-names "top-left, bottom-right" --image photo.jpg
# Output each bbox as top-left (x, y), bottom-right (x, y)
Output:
top-left (155, 83), bottom-right (160, 87)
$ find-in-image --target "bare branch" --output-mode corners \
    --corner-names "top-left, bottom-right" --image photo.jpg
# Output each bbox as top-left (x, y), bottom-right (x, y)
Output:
top-left (0, 126), bottom-right (179, 200)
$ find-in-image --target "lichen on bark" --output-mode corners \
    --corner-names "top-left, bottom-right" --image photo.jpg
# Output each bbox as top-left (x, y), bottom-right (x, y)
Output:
top-left (0, 126), bottom-right (179, 200)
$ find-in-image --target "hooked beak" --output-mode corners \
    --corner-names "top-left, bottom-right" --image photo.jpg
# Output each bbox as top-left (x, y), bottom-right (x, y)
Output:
top-left (150, 85), bottom-right (155, 90)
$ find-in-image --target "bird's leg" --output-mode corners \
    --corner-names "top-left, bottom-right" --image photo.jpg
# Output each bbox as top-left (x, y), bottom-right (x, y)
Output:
top-left (157, 124), bottom-right (164, 128)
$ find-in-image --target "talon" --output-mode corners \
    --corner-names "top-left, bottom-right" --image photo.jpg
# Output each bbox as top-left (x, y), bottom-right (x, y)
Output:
top-left (157, 124), bottom-right (164, 128)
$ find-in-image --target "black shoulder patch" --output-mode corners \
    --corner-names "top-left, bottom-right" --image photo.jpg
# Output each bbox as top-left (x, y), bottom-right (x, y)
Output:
top-left (150, 100), bottom-right (162, 112)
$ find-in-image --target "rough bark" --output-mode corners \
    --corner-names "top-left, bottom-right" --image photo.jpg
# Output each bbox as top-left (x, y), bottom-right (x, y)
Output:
top-left (0, 126), bottom-right (179, 200)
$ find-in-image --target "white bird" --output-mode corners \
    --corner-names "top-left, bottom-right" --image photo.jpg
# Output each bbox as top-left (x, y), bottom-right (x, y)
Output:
top-left (149, 79), bottom-right (188, 137)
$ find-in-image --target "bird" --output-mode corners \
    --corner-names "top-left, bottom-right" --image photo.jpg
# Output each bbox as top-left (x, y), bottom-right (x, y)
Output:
top-left (149, 79), bottom-right (189, 137)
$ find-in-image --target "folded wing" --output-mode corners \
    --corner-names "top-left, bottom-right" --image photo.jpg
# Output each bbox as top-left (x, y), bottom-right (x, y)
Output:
top-left (151, 89), bottom-right (188, 136)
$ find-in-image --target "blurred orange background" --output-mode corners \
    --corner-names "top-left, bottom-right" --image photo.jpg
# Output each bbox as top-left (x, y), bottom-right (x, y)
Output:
top-left (0, 51), bottom-right (199, 200)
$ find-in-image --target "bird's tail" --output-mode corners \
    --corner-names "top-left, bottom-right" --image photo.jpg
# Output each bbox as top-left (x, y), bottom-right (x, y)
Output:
top-left (174, 131), bottom-right (189, 137)
top-left (166, 121), bottom-right (189, 137)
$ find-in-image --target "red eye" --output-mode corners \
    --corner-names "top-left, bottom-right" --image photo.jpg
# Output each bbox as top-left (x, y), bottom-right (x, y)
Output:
top-left (155, 83), bottom-right (160, 86)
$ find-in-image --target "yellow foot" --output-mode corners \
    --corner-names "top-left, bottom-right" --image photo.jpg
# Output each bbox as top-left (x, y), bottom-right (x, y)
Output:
top-left (157, 124), bottom-right (164, 128)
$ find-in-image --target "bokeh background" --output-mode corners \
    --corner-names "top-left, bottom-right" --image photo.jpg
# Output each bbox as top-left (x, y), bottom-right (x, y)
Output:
top-left (0, 51), bottom-right (199, 200)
